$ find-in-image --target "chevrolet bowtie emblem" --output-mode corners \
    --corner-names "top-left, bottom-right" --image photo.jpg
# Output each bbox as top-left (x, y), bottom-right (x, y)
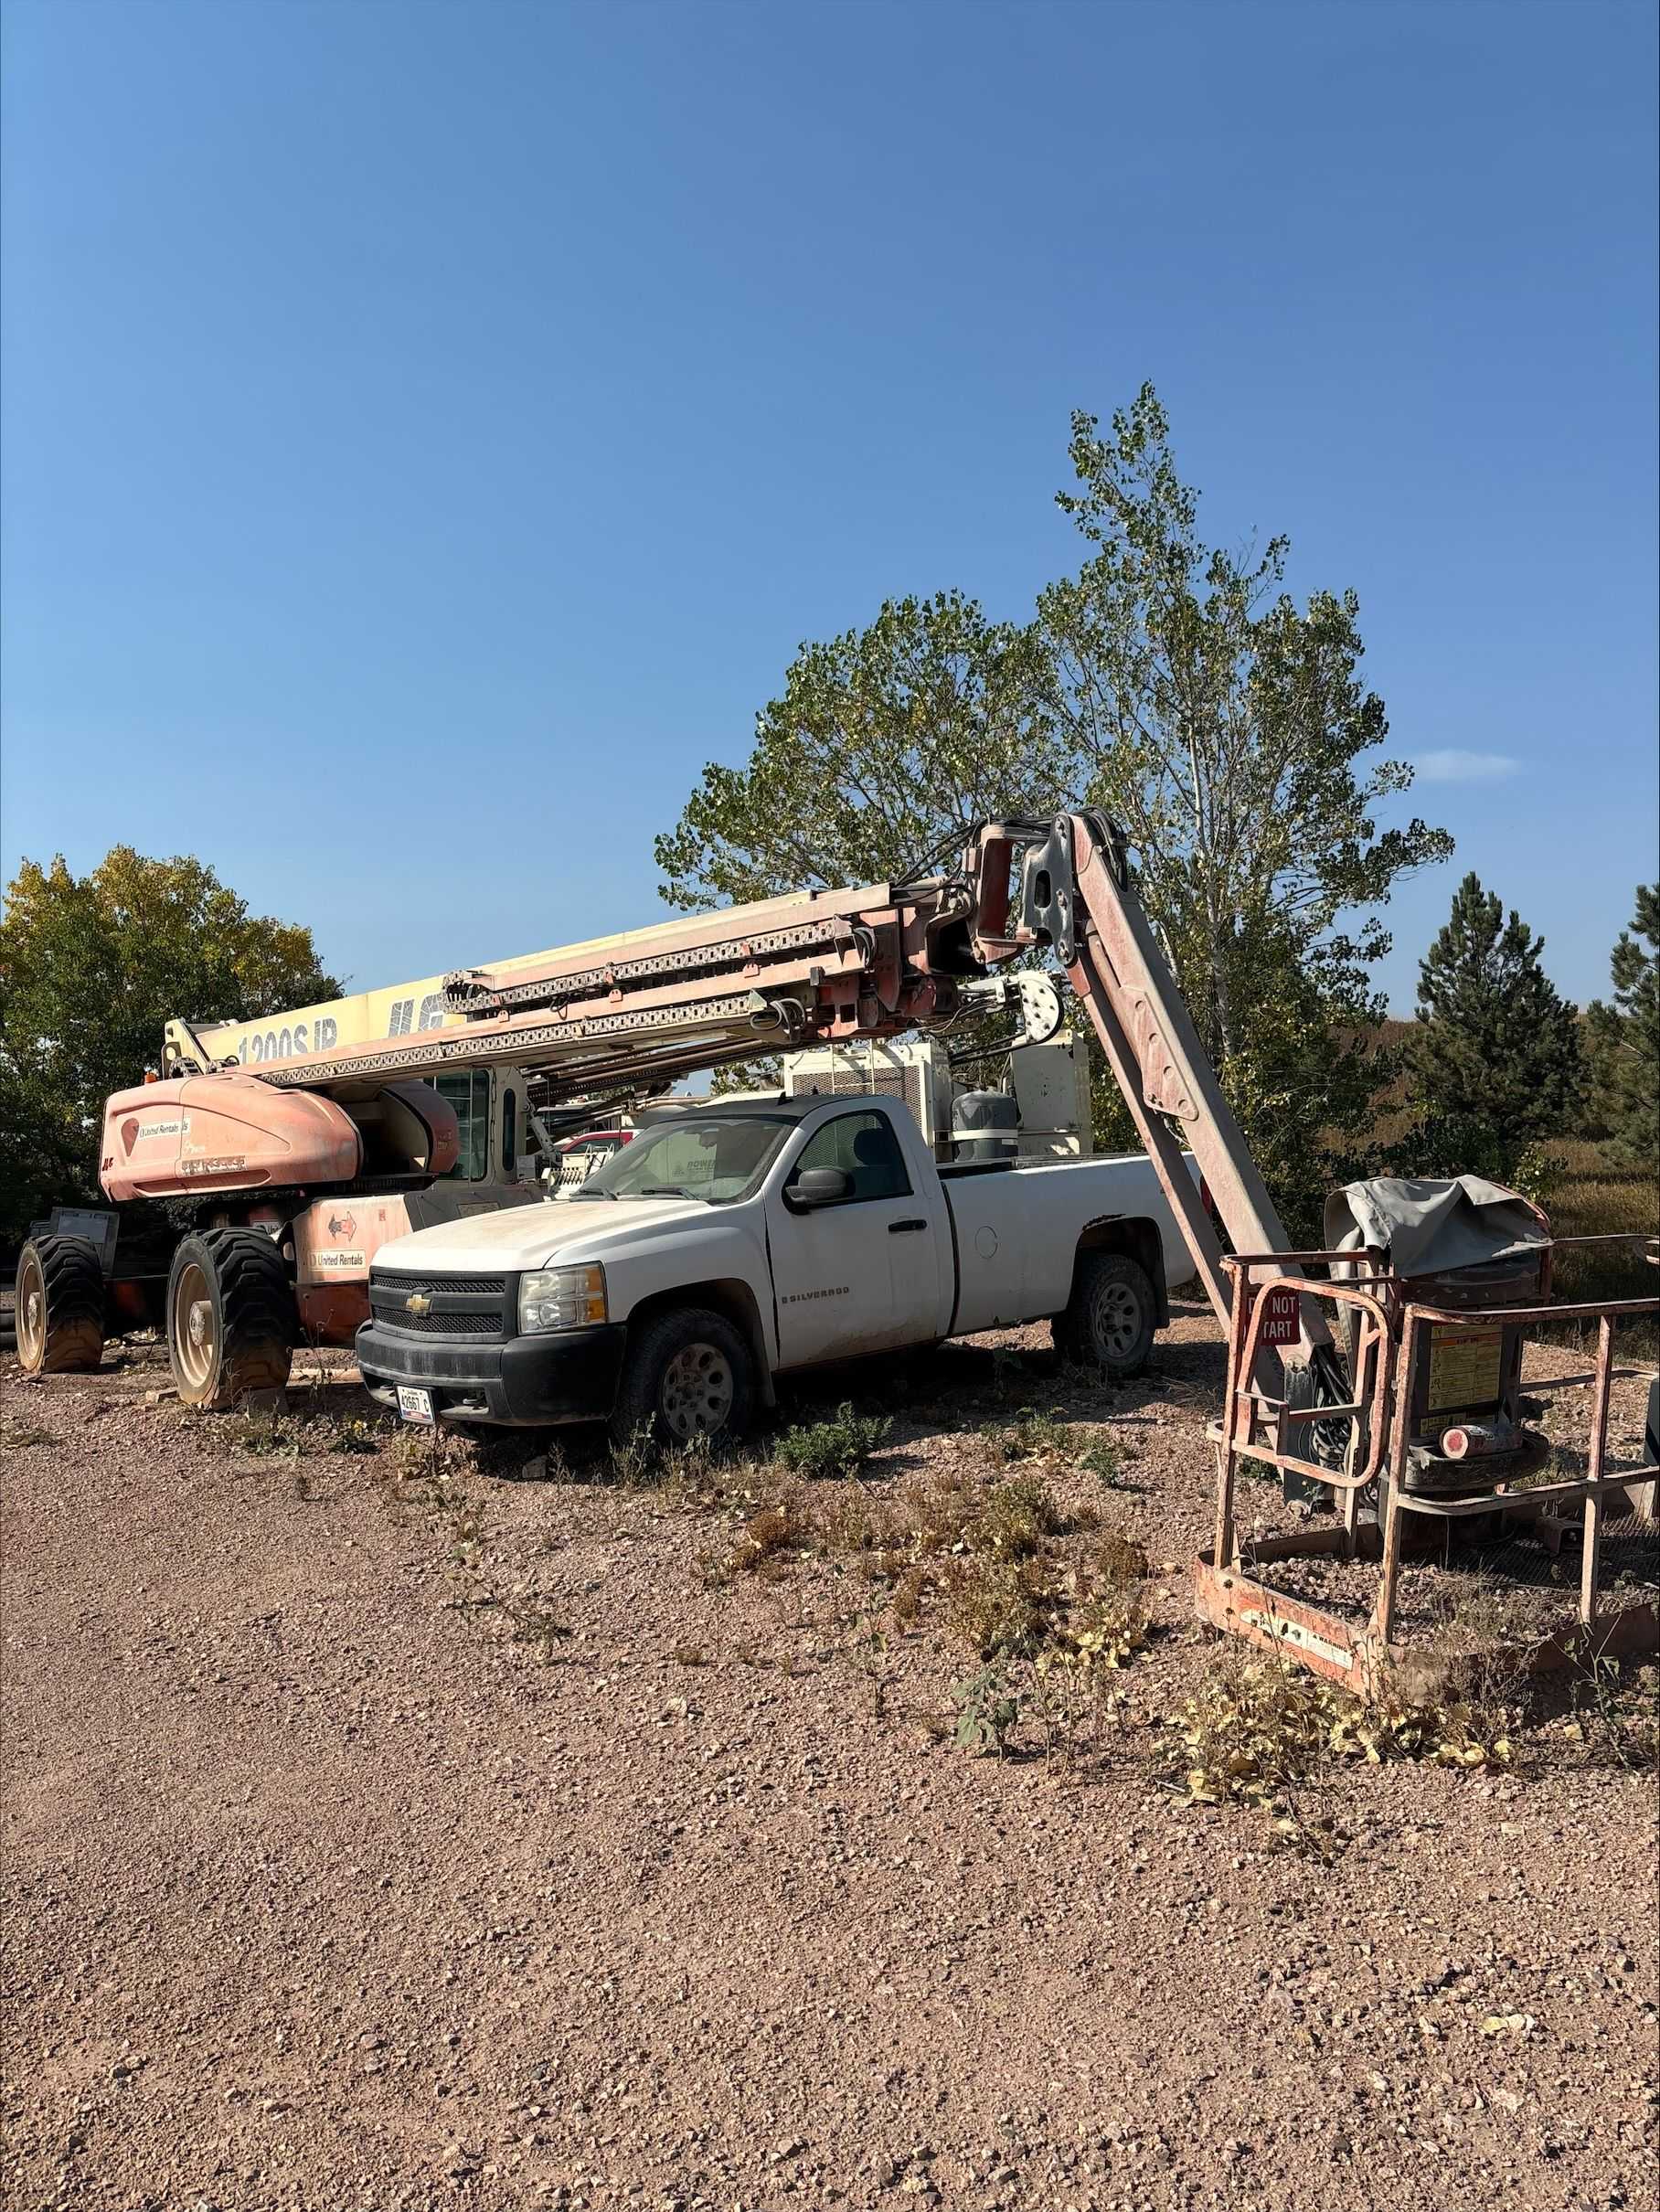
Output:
top-left (404, 1292), bottom-right (432, 1316)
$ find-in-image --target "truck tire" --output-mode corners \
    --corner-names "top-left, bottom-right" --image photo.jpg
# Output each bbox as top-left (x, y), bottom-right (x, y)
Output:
top-left (1056, 1250), bottom-right (1156, 1380)
top-left (166, 1229), bottom-right (295, 1410)
top-left (609, 1305), bottom-right (754, 1452)
top-left (15, 1237), bottom-right (106, 1375)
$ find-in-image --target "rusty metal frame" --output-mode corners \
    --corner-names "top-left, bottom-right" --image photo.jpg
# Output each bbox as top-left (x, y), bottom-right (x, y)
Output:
top-left (1210, 1253), bottom-right (1395, 1568)
top-left (1195, 1238), bottom-right (1660, 1692)
top-left (1372, 1289), bottom-right (1658, 1644)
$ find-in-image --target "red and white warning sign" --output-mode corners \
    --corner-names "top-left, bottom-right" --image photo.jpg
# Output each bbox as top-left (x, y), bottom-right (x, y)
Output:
top-left (1259, 1283), bottom-right (1303, 1346)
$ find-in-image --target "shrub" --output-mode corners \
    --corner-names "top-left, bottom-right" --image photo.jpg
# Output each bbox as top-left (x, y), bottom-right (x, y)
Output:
top-left (774, 1403), bottom-right (891, 1481)
top-left (951, 1663), bottom-right (1022, 1755)
top-left (990, 1408), bottom-right (1075, 1463)
top-left (972, 1473), bottom-right (1065, 1559)
top-left (1076, 1435), bottom-right (1138, 1489)
top-left (727, 1497), bottom-right (809, 1576)
top-left (943, 1551), bottom-right (1056, 1658)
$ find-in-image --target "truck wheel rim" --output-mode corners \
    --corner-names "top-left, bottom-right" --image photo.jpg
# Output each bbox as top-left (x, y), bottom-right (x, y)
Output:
top-left (16, 1251), bottom-right (45, 1367)
top-left (660, 1343), bottom-right (734, 1439)
top-left (1093, 1281), bottom-right (1142, 1359)
top-left (171, 1262), bottom-right (217, 1394)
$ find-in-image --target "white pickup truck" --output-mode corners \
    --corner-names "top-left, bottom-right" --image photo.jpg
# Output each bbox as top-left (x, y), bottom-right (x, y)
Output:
top-left (356, 1096), bottom-right (1197, 1443)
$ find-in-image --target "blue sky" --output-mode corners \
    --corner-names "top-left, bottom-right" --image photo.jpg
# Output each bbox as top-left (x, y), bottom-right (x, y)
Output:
top-left (3, 0), bottom-right (1655, 1011)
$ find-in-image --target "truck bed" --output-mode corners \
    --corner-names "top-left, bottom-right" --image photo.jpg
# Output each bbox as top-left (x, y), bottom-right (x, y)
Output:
top-left (942, 1152), bottom-right (1197, 1334)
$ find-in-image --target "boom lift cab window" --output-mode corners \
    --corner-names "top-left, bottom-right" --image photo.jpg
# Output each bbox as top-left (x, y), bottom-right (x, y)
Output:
top-left (434, 1069), bottom-right (490, 1181)
top-left (501, 1087), bottom-right (517, 1179)
top-left (792, 1111), bottom-right (910, 1202)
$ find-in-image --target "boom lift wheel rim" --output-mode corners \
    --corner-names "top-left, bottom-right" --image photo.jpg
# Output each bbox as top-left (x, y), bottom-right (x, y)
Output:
top-left (659, 1341), bottom-right (736, 1441)
top-left (170, 1260), bottom-right (218, 1398)
top-left (13, 1236), bottom-right (105, 1375)
top-left (16, 1247), bottom-right (46, 1369)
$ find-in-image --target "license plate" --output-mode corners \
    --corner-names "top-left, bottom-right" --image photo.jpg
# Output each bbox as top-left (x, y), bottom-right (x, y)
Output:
top-left (397, 1386), bottom-right (435, 1426)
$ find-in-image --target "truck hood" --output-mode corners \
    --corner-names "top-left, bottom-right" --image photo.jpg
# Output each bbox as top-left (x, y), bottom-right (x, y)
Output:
top-left (374, 1195), bottom-right (708, 1275)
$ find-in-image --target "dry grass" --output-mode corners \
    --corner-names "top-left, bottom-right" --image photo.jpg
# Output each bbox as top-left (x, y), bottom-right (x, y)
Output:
top-left (1168, 1641), bottom-right (1521, 1855)
top-left (1543, 1141), bottom-right (1657, 1339)
top-left (673, 1432), bottom-right (1155, 1752)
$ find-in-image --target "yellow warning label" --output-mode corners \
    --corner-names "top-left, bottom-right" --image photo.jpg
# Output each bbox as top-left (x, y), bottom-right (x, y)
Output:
top-left (1426, 1326), bottom-right (1504, 1412)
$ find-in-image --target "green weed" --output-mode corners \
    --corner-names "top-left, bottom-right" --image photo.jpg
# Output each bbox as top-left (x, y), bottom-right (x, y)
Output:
top-left (1075, 1435), bottom-right (1141, 1490)
top-left (973, 1471), bottom-right (1065, 1559)
top-left (608, 1422), bottom-right (659, 1488)
top-left (951, 1662), bottom-right (1022, 1755)
top-left (317, 1415), bottom-right (387, 1454)
top-left (1166, 1646), bottom-right (1520, 1855)
top-left (989, 1408), bottom-right (1075, 1465)
top-left (773, 1403), bottom-right (892, 1481)
top-left (237, 1413), bottom-right (301, 1461)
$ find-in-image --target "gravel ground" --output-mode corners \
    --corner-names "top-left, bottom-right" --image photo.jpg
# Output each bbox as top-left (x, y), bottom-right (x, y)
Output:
top-left (3, 1311), bottom-right (1656, 2212)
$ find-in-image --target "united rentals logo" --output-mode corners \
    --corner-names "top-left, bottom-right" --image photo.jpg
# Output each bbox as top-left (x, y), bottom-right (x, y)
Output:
top-left (404, 1292), bottom-right (433, 1316)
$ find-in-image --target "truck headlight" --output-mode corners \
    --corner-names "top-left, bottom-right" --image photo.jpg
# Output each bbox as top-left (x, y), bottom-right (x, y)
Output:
top-left (517, 1264), bottom-right (607, 1334)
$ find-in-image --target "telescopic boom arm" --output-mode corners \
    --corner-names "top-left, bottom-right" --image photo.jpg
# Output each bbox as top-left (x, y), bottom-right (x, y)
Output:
top-left (971, 812), bottom-right (1315, 1351)
top-left (162, 812), bottom-right (1299, 1335)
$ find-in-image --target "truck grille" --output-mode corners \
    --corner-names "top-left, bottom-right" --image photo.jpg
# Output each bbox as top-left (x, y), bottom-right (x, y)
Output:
top-left (368, 1269), bottom-right (512, 1340)
top-left (374, 1308), bottom-right (502, 1336)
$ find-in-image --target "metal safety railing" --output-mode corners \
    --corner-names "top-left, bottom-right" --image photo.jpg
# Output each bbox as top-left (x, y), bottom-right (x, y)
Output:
top-left (1210, 1251), bottom-right (1395, 1574)
top-left (1375, 1282), bottom-right (1660, 1643)
top-left (1199, 1237), bottom-right (1659, 1686)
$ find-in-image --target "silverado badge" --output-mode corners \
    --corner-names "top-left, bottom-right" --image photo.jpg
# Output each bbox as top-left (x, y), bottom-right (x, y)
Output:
top-left (404, 1292), bottom-right (432, 1316)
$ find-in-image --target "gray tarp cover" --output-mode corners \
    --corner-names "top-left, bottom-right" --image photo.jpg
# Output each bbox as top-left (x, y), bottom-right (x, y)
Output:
top-left (1325, 1175), bottom-right (1549, 1278)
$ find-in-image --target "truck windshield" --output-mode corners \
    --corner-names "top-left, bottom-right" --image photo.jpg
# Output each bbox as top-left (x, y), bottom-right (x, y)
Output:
top-left (574, 1114), bottom-right (793, 1206)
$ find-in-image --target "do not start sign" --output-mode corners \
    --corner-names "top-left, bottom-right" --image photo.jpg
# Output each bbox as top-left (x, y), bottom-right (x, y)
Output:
top-left (1258, 1283), bottom-right (1303, 1346)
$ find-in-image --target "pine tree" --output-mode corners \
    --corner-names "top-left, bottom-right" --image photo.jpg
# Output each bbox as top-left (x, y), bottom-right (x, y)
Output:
top-left (1407, 872), bottom-right (1584, 1182)
top-left (1584, 884), bottom-right (1659, 1171)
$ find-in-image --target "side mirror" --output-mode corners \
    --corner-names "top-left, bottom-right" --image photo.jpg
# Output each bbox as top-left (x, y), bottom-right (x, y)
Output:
top-left (791, 1165), bottom-right (854, 1209)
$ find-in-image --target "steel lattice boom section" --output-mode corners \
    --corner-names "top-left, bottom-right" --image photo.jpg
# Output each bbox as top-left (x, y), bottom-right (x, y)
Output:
top-left (172, 872), bottom-right (985, 1099)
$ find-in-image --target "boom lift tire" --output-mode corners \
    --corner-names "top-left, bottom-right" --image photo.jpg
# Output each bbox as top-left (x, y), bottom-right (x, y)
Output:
top-left (166, 1229), bottom-right (295, 1410)
top-left (15, 1237), bottom-right (106, 1375)
top-left (1056, 1250), bottom-right (1156, 1380)
top-left (610, 1305), bottom-right (754, 1452)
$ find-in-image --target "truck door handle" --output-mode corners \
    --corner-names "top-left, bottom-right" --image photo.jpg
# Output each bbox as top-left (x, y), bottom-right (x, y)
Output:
top-left (889, 1218), bottom-right (928, 1235)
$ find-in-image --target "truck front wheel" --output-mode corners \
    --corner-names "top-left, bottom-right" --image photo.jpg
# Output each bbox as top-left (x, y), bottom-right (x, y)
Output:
top-left (1056, 1250), bottom-right (1156, 1380)
top-left (167, 1229), bottom-right (296, 1410)
top-left (610, 1306), bottom-right (754, 1452)
top-left (15, 1237), bottom-right (106, 1375)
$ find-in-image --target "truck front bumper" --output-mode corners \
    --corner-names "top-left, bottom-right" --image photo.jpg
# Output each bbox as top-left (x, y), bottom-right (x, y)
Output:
top-left (356, 1319), bottom-right (628, 1427)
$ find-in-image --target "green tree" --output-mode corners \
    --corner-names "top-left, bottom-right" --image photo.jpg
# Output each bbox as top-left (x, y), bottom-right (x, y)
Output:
top-left (1038, 387), bottom-right (1452, 1228)
top-left (1584, 883), bottom-right (1659, 1171)
top-left (1406, 871), bottom-right (1584, 1184)
top-left (654, 590), bottom-right (1066, 908)
top-left (0, 847), bottom-right (340, 1242)
top-left (656, 388), bottom-right (1450, 1237)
